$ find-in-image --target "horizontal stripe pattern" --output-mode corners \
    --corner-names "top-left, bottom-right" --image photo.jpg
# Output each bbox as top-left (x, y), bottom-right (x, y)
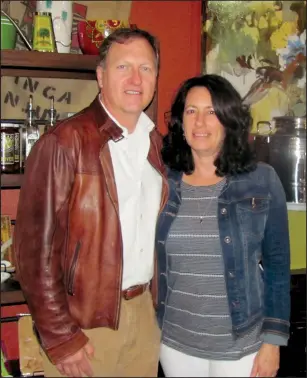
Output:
top-left (162, 180), bottom-right (262, 360)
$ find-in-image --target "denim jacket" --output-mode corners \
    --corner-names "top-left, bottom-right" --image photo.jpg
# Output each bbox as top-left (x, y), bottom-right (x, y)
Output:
top-left (156, 162), bottom-right (291, 345)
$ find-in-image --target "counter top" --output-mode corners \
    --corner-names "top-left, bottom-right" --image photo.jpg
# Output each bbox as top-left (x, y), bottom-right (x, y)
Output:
top-left (287, 203), bottom-right (306, 211)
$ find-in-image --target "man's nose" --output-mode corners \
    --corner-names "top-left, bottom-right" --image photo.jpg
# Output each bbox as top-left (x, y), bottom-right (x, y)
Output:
top-left (130, 68), bottom-right (142, 85)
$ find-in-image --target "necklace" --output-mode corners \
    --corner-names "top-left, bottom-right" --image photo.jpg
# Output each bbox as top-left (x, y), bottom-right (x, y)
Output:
top-left (196, 193), bottom-right (218, 223)
top-left (195, 179), bottom-right (226, 224)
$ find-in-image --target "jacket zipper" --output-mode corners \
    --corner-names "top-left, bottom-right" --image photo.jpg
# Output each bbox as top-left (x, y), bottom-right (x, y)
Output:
top-left (67, 241), bottom-right (81, 296)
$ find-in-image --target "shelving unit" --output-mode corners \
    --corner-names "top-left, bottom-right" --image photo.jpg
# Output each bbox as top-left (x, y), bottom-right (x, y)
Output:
top-left (1, 174), bottom-right (23, 190)
top-left (1, 50), bottom-right (99, 80)
top-left (1, 50), bottom-right (100, 190)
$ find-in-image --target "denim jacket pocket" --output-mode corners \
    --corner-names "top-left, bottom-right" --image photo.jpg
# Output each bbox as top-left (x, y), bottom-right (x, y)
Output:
top-left (237, 197), bottom-right (270, 213)
top-left (236, 197), bottom-right (269, 242)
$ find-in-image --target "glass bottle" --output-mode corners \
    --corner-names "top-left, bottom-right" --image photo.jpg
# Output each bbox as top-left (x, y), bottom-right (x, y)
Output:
top-left (20, 95), bottom-right (39, 172)
top-left (14, 124), bottom-right (20, 172)
top-left (44, 96), bottom-right (56, 133)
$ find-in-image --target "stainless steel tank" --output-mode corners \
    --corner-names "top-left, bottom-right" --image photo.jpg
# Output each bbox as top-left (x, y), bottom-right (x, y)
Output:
top-left (251, 116), bottom-right (306, 204)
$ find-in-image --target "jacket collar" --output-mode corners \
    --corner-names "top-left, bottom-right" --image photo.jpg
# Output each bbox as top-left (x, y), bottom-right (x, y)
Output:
top-left (89, 94), bottom-right (157, 144)
top-left (89, 95), bottom-right (125, 143)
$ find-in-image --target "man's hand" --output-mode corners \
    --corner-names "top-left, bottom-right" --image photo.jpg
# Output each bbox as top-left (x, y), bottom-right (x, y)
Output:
top-left (56, 341), bottom-right (94, 377)
top-left (250, 343), bottom-right (279, 377)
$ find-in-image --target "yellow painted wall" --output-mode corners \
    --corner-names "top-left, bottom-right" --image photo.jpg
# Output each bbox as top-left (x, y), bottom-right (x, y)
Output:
top-left (288, 210), bottom-right (306, 270)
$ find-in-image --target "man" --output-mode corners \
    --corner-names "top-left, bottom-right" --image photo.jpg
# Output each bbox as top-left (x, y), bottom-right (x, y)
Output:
top-left (13, 28), bottom-right (168, 377)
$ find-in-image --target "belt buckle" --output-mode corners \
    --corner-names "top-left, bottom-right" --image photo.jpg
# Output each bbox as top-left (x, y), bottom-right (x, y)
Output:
top-left (123, 285), bottom-right (136, 300)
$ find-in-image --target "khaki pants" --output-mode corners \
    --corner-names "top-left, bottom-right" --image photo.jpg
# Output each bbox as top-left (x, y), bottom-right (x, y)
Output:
top-left (41, 290), bottom-right (161, 377)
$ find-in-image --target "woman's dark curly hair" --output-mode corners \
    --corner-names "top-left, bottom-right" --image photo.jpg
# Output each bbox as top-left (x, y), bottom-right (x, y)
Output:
top-left (162, 74), bottom-right (256, 176)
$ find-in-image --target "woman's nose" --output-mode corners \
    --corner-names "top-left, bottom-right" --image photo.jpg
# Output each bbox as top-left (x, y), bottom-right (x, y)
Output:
top-left (195, 113), bottom-right (205, 127)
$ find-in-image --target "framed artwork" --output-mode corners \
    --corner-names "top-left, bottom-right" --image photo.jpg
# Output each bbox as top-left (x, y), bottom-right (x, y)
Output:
top-left (202, 1), bottom-right (306, 132)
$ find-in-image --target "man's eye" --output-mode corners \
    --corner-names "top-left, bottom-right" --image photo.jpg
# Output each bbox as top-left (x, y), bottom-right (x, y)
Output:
top-left (117, 65), bottom-right (126, 69)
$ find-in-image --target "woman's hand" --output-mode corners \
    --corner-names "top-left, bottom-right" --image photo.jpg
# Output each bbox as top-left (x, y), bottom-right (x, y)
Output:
top-left (250, 343), bottom-right (280, 377)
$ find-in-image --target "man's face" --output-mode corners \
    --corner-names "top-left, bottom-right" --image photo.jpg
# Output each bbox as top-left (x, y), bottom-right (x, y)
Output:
top-left (96, 38), bottom-right (157, 127)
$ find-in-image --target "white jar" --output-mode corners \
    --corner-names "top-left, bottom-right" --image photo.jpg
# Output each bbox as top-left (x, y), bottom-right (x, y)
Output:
top-left (36, 0), bottom-right (73, 53)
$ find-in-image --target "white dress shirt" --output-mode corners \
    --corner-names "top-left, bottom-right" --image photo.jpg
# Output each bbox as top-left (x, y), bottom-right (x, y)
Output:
top-left (100, 99), bottom-right (162, 290)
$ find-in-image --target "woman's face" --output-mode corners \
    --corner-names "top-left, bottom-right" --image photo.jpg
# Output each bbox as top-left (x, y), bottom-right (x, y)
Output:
top-left (183, 86), bottom-right (225, 158)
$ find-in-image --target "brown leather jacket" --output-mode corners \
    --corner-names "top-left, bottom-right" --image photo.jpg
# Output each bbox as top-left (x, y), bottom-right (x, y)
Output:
top-left (13, 96), bottom-right (169, 364)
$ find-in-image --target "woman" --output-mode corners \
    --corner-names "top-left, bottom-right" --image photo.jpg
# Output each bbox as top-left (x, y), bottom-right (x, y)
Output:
top-left (156, 74), bottom-right (290, 377)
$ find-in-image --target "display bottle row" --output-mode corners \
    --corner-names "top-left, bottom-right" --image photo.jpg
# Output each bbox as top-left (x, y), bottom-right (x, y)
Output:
top-left (1, 96), bottom-right (56, 174)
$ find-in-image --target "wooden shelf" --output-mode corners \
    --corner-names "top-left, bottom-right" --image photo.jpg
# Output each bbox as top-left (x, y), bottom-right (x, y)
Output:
top-left (1, 277), bottom-right (26, 306)
top-left (1, 50), bottom-right (99, 80)
top-left (1, 174), bottom-right (23, 189)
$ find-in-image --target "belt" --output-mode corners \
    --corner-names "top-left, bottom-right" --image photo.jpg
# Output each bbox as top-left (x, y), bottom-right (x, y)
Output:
top-left (122, 283), bottom-right (149, 300)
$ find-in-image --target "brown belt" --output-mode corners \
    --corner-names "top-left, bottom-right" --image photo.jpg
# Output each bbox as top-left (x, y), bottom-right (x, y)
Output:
top-left (122, 283), bottom-right (149, 300)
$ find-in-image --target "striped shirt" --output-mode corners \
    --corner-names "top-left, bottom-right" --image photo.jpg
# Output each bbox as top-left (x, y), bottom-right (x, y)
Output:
top-left (162, 179), bottom-right (262, 360)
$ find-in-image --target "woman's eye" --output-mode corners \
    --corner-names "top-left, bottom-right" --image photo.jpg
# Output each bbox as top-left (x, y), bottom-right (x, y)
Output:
top-left (208, 109), bottom-right (215, 115)
top-left (186, 109), bottom-right (195, 114)
top-left (117, 64), bottom-right (127, 69)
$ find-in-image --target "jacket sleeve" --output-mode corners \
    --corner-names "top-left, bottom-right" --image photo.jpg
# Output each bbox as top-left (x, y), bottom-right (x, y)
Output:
top-left (261, 166), bottom-right (291, 344)
top-left (13, 133), bottom-right (89, 364)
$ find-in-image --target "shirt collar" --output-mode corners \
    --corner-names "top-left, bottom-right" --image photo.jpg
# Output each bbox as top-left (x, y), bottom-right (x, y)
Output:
top-left (99, 95), bottom-right (155, 139)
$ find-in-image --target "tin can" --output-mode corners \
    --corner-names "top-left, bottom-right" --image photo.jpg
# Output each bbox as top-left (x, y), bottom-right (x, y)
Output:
top-left (1, 124), bottom-right (16, 173)
top-left (33, 12), bottom-right (56, 52)
top-left (1, 123), bottom-right (21, 173)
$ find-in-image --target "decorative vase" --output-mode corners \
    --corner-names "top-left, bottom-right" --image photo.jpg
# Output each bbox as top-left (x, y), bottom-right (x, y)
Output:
top-left (77, 20), bottom-right (131, 55)
top-left (36, 0), bottom-right (73, 53)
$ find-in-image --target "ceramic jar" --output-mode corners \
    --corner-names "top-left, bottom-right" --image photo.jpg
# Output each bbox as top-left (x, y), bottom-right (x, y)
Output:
top-left (36, 0), bottom-right (73, 53)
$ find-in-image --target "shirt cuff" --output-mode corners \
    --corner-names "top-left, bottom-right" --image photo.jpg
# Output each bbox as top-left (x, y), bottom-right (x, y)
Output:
top-left (260, 332), bottom-right (288, 346)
